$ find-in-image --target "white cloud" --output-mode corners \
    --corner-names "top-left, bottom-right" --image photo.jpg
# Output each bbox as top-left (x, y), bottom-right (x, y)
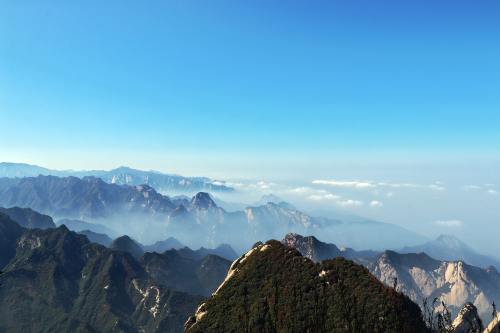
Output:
top-left (386, 192), bottom-right (394, 198)
top-left (369, 200), bottom-right (384, 207)
top-left (312, 180), bottom-right (445, 191)
top-left (378, 182), bottom-right (417, 188)
top-left (463, 185), bottom-right (498, 196)
top-left (428, 184), bottom-right (445, 191)
top-left (464, 185), bottom-right (483, 190)
top-left (225, 182), bottom-right (245, 188)
top-left (337, 199), bottom-right (364, 207)
top-left (312, 180), bottom-right (376, 189)
top-left (243, 181), bottom-right (278, 190)
top-left (288, 187), bottom-right (326, 195)
top-left (434, 219), bottom-right (463, 227)
top-left (308, 193), bottom-right (341, 201)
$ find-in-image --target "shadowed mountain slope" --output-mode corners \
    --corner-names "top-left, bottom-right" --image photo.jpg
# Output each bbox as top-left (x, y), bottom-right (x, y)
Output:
top-left (185, 240), bottom-right (427, 333)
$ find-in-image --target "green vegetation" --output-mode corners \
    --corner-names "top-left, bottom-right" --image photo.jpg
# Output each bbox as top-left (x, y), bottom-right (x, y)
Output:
top-left (186, 240), bottom-right (427, 333)
top-left (0, 224), bottom-right (202, 332)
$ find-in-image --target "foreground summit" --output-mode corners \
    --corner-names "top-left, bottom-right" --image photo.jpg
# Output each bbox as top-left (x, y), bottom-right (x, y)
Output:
top-left (185, 240), bottom-right (427, 333)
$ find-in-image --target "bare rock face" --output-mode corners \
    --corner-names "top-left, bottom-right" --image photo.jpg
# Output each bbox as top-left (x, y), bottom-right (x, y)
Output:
top-left (451, 302), bottom-right (483, 333)
top-left (281, 233), bottom-right (342, 262)
top-left (368, 250), bottom-right (500, 323)
top-left (484, 312), bottom-right (500, 333)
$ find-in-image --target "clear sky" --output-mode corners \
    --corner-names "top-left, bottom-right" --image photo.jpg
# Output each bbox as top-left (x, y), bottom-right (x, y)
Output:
top-left (1, 0), bottom-right (500, 254)
top-left (1, 0), bottom-right (499, 178)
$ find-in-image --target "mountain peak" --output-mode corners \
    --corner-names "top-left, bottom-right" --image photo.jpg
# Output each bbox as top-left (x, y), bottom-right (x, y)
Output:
top-left (259, 194), bottom-right (283, 204)
top-left (185, 240), bottom-right (427, 332)
top-left (110, 235), bottom-right (144, 258)
top-left (435, 234), bottom-right (467, 249)
top-left (282, 233), bottom-right (342, 262)
top-left (190, 192), bottom-right (217, 209)
top-left (451, 302), bottom-right (483, 332)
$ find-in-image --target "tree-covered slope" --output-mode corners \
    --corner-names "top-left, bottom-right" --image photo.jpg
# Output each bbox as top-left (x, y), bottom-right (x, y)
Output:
top-left (0, 225), bottom-right (202, 333)
top-left (141, 250), bottom-right (231, 297)
top-left (0, 206), bottom-right (55, 229)
top-left (0, 213), bottom-right (25, 268)
top-left (185, 240), bottom-right (427, 333)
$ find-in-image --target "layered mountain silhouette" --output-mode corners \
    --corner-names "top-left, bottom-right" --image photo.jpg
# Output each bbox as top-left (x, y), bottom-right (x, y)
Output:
top-left (0, 175), bottom-right (176, 219)
top-left (0, 206), bottom-right (55, 229)
top-left (143, 237), bottom-right (184, 253)
top-left (0, 175), bottom-right (427, 252)
top-left (0, 162), bottom-right (233, 193)
top-left (283, 233), bottom-right (500, 325)
top-left (57, 218), bottom-right (117, 237)
top-left (400, 234), bottom-right (500, 270)
top-left (185, 241), bottom-right (427, 332)
top-left (78, 229), bottom-right (113, 246)
top-left (142, 249), bottom-right (231, 297)
top-left (3, 207), bottom-right (497, 332)
top-left (111, 235), bottom-right (145, 258)
top-left (0, 215), bottom-right (231, 333)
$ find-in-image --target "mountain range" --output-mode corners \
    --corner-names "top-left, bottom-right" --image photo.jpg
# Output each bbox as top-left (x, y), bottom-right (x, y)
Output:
top-left (282, 232), bottom-right (500, 325)
top-left (2, 205), bottom-right (498, 332)
top-left (0, 162), bottom-right (233, 193)
top-left (0, 211), bottom-right (434, 333)
top-left (368, 250), bottom-right (500, 324)
top-left (0, 212), bottom-right (231, 333)
top-left (0, 175), bottom-right (428, 252)
top-left (108, 234), bottom-right (238, 262)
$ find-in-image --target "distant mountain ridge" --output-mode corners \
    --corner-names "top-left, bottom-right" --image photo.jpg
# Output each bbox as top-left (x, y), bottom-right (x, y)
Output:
top-left (0, 162), bottom-right (233, 193)
top-left (57, 218), bottom-right (117, 237)
top-left (0, 175), bottom-right (427, 252)
top-left (0, 175), bottom-right (176, 219)
top-left (400, 234), bottom-right (500, 270)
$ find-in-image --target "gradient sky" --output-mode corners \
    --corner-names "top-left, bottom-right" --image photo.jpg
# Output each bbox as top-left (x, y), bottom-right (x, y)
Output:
top-left (1, 0), bottom-right (499, 178)
top-left (1, 0), bottom-right (500, 254)
top-left (1, 1), bottom-right (499, 174)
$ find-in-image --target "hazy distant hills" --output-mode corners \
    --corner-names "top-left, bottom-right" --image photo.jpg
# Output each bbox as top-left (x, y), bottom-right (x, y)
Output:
top-left (0, 175), bottom-right (428, 252)
top-left (400, 234), bottom-right (500, 270)
top-left (185, 241), bottom-right (427, 333)
top-left (77, 229), bottom-right (113, 247)
top-left (0, 162), bottom-right (233, 193)
top-left (57, 218), bottom-right (117, 237)
top-left (0, 175), bottom-right (176, 219)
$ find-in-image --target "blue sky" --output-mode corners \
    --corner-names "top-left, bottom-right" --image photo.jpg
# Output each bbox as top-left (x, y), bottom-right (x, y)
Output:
top-left (1, 0), bottom-right (500, 253)
top-left (1, 0), bottom-right (499, 178)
